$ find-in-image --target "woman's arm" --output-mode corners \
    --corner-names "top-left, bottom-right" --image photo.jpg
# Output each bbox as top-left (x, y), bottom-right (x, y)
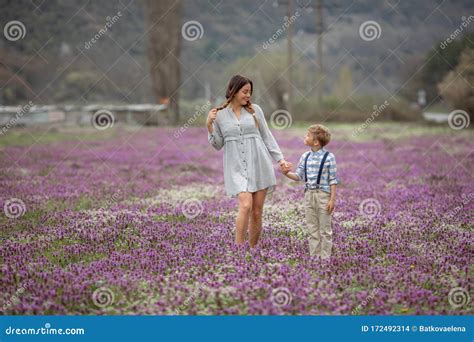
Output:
top-left (207, 108), bottom-right (224, 150)
top-left (207, 121), bottom-right (224, 151)
top-left (253, 104), bottom-right (284, 162)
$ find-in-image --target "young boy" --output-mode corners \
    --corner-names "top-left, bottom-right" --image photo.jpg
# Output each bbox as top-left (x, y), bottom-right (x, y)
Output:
top-left (282, 124), bottom-right (338, 259)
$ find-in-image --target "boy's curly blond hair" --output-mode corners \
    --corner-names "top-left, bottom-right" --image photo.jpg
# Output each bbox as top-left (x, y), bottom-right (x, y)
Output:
top-left (308, 124), bottom-right (331, 147)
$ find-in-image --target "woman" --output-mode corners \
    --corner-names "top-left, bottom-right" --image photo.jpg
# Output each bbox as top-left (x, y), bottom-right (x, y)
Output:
top-left (207, 75), bottom-right (292, 247)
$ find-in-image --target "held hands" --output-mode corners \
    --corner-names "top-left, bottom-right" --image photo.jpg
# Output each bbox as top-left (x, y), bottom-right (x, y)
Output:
top-left (278, 159), bottom-right (293, 174)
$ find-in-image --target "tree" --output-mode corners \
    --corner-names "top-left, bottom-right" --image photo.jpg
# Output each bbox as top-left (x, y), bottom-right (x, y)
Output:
top-left (0, 49), bottom-right (41, 104)
top-left (400, 32), bottom-right (474, 104)
top-left (333, 64), bottom-right (353, 100)
top-left (438, 48), bottom-right (474, 115)
top-left (144, 0), bottom-right (182, 124)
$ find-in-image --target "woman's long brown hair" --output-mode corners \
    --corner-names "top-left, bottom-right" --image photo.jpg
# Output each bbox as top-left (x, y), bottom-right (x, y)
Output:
top-left (215, 75), bottom-right (259, 129)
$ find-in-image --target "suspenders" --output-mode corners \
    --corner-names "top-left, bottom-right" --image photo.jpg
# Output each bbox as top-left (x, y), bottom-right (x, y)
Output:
top-left (304, 151), bottom-right (329, 191)
top-left (303, 152), bottom-right (311, 183)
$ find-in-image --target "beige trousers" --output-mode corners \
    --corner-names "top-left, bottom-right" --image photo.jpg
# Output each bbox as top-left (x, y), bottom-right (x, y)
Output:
top-left (304, 189), bottom-right (333, 259)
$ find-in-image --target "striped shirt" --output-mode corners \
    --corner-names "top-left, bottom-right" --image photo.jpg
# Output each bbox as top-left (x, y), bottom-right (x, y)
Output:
top-left (295, 148), bottom-right (338, 193)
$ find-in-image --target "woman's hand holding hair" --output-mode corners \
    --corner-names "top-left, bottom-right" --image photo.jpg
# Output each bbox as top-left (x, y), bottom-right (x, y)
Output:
top-left (207, 108), bottom-right (218, 133)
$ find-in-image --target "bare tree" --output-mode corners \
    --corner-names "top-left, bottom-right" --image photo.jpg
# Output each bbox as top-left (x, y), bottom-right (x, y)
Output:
top-left (438, 48), bottom-right (474, 116)
top-left (144, 0), bottom-right (182, 124)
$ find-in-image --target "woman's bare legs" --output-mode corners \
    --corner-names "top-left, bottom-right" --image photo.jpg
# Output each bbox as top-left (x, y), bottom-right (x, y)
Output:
top-left (235, 192), bottom-right (252, 245)
top-left (249, 189), bottom-right (267, 247)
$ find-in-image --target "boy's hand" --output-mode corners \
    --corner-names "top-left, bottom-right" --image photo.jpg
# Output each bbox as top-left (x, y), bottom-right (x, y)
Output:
top-left (279, 161), bottom-right (293, 173)
top-left (326, 199), bottom-right (335, 214)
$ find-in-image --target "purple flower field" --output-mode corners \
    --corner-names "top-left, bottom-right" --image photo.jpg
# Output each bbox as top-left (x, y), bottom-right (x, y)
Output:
top-left (1, 124), bottom-right (472, 315)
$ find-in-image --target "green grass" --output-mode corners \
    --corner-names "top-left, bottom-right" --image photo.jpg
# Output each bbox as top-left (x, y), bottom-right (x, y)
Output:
top-left (1, 123), bottom-right (471, 149)
top-left (44, 247), bottom-right (106, 268)
top-left (0, 209), bottom-right (45, 240)
top-left (285, 122), bottom-right (472, 142)
top-left (74, 195), bottom-right (96, 211)
top-left (0, 126), bottom-right (121, 147)
top-left (153, 214), bottom-right (188, 222)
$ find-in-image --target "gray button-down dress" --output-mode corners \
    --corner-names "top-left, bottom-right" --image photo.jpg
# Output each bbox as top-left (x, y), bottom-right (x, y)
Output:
top-left (208, 104), bottom-right (284, 198)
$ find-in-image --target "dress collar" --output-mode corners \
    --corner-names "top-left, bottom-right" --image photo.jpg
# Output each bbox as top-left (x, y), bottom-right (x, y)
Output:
top-left (228, 106), bottom-right (247, 123)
